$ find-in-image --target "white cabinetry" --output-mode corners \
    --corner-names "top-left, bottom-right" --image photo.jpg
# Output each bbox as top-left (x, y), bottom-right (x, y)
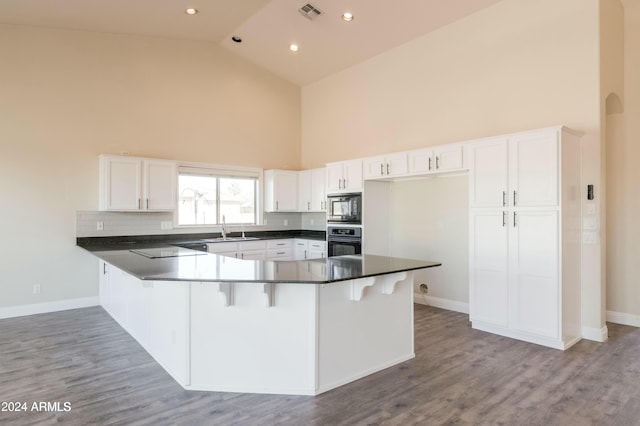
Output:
top-left (207, 240), bottom-right (268, 260)
top-left (99, 155), bottom-right (176, 211)
top-left (299, 168), bottom-right (327, 212)
top-left (294, 239), bottom-right (327, 260)
top-left (469, 126), bottom-right (581, 350)
top-left (326, 160), bottom-right (363, 193)
top-left (264, 170), bottom-right (298, 212)
top-left (363, 152), bottom-right (408, 180)
top-left (408, 144), bottom-right (464, 175)
top-left (267, 239), bottom-right (294, 260)
top-left (99, 263), bottom-right (189, 384)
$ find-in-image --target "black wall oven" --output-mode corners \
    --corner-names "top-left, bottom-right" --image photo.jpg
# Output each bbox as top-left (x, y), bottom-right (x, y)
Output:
top-left (327, 226), bottom-right (362, 257)
top-left (327, 193), bottom-right (362, 224)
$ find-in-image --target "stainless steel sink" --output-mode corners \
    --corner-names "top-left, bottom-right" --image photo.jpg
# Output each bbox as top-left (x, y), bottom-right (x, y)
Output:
top-left (202, 237), bottom-right (260, 242)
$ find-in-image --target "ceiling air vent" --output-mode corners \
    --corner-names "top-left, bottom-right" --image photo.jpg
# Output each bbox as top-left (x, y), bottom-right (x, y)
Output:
top-left (298, 3), bottom-right (323, 20)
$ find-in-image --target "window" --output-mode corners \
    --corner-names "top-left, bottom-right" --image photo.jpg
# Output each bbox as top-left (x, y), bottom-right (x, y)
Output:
top-left (177, 166), bottom-right (259, 226)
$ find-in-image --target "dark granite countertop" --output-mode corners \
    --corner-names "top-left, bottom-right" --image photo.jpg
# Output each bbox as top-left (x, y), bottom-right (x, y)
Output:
top-left (84, 246), bottom-right (440, 284)
top-left (77, 230), bottom-right (326, 251)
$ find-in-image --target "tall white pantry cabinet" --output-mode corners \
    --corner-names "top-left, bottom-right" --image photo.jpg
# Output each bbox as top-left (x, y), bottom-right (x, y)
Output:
top-left (468, 126), bottom-right (582, 350)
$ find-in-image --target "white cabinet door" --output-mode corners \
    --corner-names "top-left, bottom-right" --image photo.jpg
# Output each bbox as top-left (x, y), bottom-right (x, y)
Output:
top-left (509, 131), bottom-right (559, 208)
top-left (101, 156), bottom-right (142, 210)
top-left (294, 239), bottom-right (308, 260)
top-left (310, 168), bottom-right (327, 211)
top-left (343, 159), bottom-right (363, 191)
top-left (385, 152), bottom-right (408, 178)
top-left (298, 170), bottom-right (312, 212)
top-left (469, 138), bottom-right (509, 208)
top-left (100, 155), bottom-right (177, 211)
top-left (308, 240), bottom-right (326, 259)
top-left (99, 261), bottom-right (111, 313)
top-left (299, 168), bottom-right (327, 212)
top-left (433, 145), bottom-right (464, 172)
top-left (264, 170), bottom-right (298, 212)
top-left (509, 210), bottom-right (559, 338)
top-left (363, 156), bottom-right (386, 180)
top-left (408, 148), bottom-right (432, 174)
top-left (326, 163), bottom-right (344, 193)
top-left (469, 210), bottom-right (509, 327)
top-left (327, 159), bottom-right (362, 193)
top-left (363, 153), bottom-right (408, 180)
top-left (144, 160), bottom-right (177, 211)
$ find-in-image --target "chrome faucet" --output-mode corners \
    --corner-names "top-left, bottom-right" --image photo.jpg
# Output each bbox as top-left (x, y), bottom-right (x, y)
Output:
top-left (221, 215), bottom-right (227, 239)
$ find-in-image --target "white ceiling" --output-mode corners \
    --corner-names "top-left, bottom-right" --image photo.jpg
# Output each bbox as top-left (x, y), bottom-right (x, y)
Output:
top-left (0, 0), bottom-right (502, 86)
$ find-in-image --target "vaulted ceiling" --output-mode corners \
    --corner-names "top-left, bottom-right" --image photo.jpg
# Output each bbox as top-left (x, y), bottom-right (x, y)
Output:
top-left (0, 0), bottom-right (503, 86)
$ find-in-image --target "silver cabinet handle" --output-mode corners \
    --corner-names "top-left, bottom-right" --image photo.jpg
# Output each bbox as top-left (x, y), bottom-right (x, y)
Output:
top-left (386, 163), bottom-right (390, 175)
top-left (436, 156), bottom-right (440, 169)
top-left (503, 211), bottom-right (507, 227)
top-left (277, 251), bottom-right (285, 255)
top-left (308, 201), bottom-right (310, 211)
top-left (138, 198), bottom-right (141, 209)
top-left (428, 157), bottom-right (432, 171)
top-left (502, 191), bottom-right (507, 207)
top-left (380, 164), bottom-right (384, 176)
top-left (276, 201), bottom-right (279, 210)
top-left (146, 198), bottom-right (149, 209)
top-left (513, 190), bottom-right (517, 206)
top-left (513, 212), bottom-right (517, 228)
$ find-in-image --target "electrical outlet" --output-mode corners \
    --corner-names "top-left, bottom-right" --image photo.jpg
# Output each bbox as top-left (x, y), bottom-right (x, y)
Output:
top-left (284, 219), bottom-right (288, 226)
top-left (161, 221), bottom-right (173, 230)
top-left (32, 284), bottom-right (41, 295)
top-left (310, 219), bottom-right (315, 225)
top-left (96, 221), bottom-right (104, 231)
top-left (419, 283), bottom-right (428, 294)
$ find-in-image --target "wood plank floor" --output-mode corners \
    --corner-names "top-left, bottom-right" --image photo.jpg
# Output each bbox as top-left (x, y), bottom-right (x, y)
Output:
top-left (2, 305), bottom-right (640, 425)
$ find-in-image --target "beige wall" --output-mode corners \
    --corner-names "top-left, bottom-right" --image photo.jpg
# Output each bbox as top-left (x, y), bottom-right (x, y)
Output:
top-left (606, 0), bottom-right (640, 319)
top-left (0, 24), bottom-right (300, 309)
top-left (301, 0), bottom-right (604, 328)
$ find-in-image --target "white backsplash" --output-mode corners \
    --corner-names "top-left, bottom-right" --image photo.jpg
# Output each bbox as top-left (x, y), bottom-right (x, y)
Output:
top-left (77, 211), bottom-right (326, 237)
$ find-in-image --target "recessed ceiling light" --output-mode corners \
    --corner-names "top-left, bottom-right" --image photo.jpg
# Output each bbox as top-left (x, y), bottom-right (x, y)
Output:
top-left (231, 36), bottom-right (242, 43)
top-left (185, 8), bottom-right (198, 15)
top-left (342, 12), bottom-right (354, 22)
top-left (289, 44), bottom-right (299, 52)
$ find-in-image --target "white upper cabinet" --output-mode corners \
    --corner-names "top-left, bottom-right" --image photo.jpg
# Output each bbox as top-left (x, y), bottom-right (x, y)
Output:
top-left (144, 160), bottom-right (178, 210)
top-left (99, 155), bottom-right (176, 211)
top-left (264, 169), bottom-right (298, 212)
top-left (363, 152), bottom-right (408, 180)
top-left (298, 168), bottom-right (326, 212)
top-left (408, 144), bottom-right (465, 176)
top-left (468, 138), bottom-right (509, 208)
top-left (469, 131), bottom-right (559, 209)
top-left (326, 159), bottom-right (362, 193)
top-left (508, 130), bottom-right (559, 208)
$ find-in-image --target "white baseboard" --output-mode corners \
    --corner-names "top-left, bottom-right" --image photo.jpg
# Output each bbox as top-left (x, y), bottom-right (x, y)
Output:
top-left (582, 325), bottom-right (609, 342)
top-left (0, 297), bottom-right (99, 320)
top-left (606, 310), bottom-right (640, 328)
top-left (414, 293), bottom-right (469, 315)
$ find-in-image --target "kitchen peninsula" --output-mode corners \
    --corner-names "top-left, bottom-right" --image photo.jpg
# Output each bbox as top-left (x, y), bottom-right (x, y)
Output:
top-left (81, 243), bottom-right (440, 395)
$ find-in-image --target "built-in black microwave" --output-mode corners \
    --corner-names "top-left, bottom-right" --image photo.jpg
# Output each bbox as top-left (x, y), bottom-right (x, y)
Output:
top-left (327, 193), bottom-right (362, 224)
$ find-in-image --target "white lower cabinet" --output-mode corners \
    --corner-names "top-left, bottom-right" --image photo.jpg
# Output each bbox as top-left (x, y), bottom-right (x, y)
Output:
top-left (470, 209), bottom-right (559, 338)
top-left (469, 211), bottom-right (508, 328)
top-left (99, 263), bottom-right (189, 384)
top-left (294, 239), bottom-right (327, 260)
top-left (267, 239), bottom-right (294, 260)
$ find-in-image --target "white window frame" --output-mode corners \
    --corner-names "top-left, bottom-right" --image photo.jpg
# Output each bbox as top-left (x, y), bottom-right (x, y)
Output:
top-left (175, 161), bottom-right (264, 228)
